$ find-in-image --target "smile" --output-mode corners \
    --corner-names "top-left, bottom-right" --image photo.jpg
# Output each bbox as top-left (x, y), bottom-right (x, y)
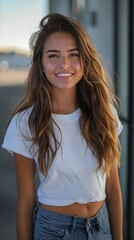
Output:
top-left (55, 73), bottom-right (73, 77)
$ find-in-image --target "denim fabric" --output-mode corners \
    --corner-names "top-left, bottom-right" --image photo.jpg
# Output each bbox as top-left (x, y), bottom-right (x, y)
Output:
top-left (33, 202), bottom-right (112, 240)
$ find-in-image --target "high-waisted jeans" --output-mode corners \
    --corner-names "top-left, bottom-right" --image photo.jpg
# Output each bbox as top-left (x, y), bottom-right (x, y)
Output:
top-left (33, 202), bottom-right (112, 240)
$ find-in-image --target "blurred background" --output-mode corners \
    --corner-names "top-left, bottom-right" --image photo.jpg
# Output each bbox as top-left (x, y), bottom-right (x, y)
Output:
top-left (0, 0), bottom-right (133, 239)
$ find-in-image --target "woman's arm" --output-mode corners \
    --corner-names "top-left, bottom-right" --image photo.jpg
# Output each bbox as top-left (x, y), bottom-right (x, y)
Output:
top-left (14, 153), bottom-right (36, 240)
top-left (106, 166), bottom-right (123, 240)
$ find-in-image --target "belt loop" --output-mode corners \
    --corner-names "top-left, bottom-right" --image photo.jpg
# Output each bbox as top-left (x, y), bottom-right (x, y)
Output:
top-left (69, 216), bottom-right (78, 234)
top-left (96, 217), bottom-right (101, 230)
top-left (33, 205), bottom-right (39, 223)
top-left (86, 217), bottom-right (101, 232)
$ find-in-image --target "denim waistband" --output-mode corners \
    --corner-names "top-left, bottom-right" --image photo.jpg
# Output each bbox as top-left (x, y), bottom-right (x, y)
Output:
top-left (33, 202), bottom-right (112, 238)
top-left (34, 202), bottom-right (107, 229)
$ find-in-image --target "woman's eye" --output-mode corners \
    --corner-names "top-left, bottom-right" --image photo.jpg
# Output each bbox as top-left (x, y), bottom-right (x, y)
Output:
top-left (70, 53), bottom-right (79, 58)
top-left (48, 54), bottom-right (59, 58)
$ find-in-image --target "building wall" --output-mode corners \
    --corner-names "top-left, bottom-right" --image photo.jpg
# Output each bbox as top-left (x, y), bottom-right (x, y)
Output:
top-left (49, 0), bottom-right (71, 15)
top-left (115, 0), bottom-right (134, 239)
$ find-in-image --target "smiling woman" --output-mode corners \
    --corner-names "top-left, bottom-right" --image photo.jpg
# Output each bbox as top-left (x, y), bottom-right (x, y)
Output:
top-left (2, 13), bottom-right (123, 240)
top-left (42, 32), bottom-right (83, 93)
top-left (41, 31), bottom-right (83, 114)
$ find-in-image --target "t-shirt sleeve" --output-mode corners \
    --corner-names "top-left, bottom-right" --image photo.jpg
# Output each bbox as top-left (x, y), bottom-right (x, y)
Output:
top-left (2, 112), bottom-right (34, 158)
top-left (110, 104), bottom-right (123, 136)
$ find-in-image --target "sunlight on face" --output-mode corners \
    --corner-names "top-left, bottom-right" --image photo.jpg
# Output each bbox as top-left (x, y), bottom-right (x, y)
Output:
top-left (42, 32), bottom-right (83, 92)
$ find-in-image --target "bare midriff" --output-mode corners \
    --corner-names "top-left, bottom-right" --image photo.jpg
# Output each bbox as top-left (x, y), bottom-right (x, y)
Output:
top-left (39, 200), bottom-right (104, 218)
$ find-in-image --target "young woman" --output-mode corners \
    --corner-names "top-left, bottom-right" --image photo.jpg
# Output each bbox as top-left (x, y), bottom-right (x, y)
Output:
top-left (2, 13), bottom-right (123, 240)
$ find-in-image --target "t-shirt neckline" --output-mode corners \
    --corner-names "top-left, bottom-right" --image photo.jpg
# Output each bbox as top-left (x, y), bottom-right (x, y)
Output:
top-left (52, 108), bottom-right (80, 120)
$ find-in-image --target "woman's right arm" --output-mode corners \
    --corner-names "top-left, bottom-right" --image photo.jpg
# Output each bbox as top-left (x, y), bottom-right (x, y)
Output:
top-left (14, 153), bottom-right (36, 240)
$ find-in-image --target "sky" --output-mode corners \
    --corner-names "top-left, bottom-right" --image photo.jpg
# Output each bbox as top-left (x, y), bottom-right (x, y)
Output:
top-left (0, 0), bottom-right (49, 51)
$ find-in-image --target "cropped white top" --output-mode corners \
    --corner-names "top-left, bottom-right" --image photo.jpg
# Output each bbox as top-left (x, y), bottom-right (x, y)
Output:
top-left (2, 106), bottom-right (123, 206)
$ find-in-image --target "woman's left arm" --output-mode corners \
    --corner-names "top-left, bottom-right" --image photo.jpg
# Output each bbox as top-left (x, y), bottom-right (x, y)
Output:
top-left (106, 166), bottom-right (123, 240)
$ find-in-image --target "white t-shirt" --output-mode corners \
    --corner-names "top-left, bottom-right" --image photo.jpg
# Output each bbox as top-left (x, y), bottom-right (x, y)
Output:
top-left (2, 106), bottom-right (123, 206)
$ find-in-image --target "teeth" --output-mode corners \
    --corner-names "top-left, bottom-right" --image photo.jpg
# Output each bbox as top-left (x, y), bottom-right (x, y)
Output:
top-left (56, 73), bottom-right (72, 77)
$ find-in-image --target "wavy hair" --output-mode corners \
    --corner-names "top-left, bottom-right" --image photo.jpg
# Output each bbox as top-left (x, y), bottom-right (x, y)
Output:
top-left (12, 13), bottom-right (121, 176)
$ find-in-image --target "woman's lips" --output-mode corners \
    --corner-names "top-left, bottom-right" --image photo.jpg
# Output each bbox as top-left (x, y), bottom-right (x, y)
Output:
top-left (55, 72), bottom-right (74, 77)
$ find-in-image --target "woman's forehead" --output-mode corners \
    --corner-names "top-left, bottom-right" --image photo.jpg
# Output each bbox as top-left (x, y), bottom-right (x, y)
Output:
top-left (43, 32), bottom-right (78, 51)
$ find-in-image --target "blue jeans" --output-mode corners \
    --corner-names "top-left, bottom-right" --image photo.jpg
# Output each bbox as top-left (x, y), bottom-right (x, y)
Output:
top-left (33, 202), bottom-right (112, 240)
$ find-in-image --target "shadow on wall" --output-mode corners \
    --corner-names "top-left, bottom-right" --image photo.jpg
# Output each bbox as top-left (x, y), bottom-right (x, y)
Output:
top-left (0, 84), bottom-right (25, 240)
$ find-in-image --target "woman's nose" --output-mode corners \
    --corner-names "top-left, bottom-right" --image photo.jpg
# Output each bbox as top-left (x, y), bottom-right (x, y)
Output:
top-left (59, 56), bottom-right (70, 68)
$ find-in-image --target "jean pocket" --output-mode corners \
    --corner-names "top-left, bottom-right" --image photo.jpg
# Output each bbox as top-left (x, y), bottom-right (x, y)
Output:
top-left (99, 215), bottom-right (111, 234)
top-left (40, 223), bottom-right (70, 240)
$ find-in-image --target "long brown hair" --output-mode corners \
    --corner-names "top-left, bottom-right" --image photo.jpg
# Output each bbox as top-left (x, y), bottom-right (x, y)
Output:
top-left (12, 13), bottom-right (121, 176)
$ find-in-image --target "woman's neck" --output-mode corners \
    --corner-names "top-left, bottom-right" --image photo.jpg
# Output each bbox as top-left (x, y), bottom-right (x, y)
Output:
top-left (52, 88), bottom-right (78, 114)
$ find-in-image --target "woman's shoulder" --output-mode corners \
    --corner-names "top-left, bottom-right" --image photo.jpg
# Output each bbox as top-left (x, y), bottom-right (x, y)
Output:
top-left (13, 106), bottom-right (33, 122)
top-left (2, 106), bottom-right (34, 158)
top-left (10, 106), bottom-right (33, 133)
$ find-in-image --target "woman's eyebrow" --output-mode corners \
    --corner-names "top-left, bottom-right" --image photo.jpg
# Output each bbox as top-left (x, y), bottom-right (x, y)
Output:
top-left (45, 48), bottom-right (79, 54)
top-left (68, 48), bottom-right (79, 52)
top-left (45, 50), bottom-right (60, 53)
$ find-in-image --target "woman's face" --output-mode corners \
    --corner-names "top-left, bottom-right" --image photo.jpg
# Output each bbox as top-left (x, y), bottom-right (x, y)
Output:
top-left (42, 32), bottom-right (83, 91)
